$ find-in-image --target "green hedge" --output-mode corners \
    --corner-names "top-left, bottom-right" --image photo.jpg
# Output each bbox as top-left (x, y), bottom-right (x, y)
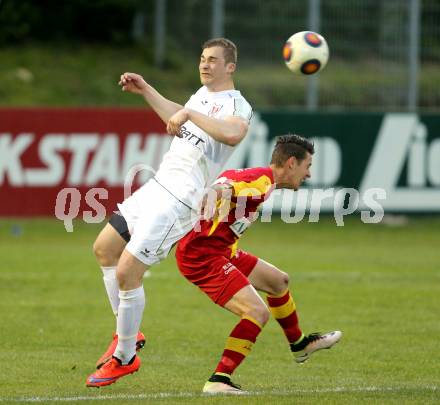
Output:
top-left (0, 0), bottom-right (143, 45)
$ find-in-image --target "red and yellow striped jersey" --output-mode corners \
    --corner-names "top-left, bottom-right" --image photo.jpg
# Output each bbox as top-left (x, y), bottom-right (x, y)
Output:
top-left (176, 166), bottom-right (275, 260)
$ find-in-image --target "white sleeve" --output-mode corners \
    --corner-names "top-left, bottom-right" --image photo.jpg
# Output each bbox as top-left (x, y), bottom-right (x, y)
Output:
top-left (184, 95), bottom-right (195, 108)
top-left (232, 98), bottom-right (253, 123)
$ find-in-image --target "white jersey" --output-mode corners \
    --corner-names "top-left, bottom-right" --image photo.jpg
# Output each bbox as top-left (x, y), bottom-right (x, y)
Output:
top-left (154, 86), bottom-right (252, 209)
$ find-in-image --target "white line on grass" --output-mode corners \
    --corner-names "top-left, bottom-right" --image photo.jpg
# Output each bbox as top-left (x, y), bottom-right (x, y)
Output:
top-left (0, 385), bottom-right (438, 402)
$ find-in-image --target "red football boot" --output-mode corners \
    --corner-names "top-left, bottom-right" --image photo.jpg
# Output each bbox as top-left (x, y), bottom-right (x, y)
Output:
top-left (96, 332), bottom-right (146, 369)
top-left (87, 355), bottom-right (141, 387)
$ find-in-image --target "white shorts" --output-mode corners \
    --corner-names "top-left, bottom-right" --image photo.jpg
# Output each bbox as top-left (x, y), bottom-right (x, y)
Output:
top-left (118, 179), bottom-right (196, 266)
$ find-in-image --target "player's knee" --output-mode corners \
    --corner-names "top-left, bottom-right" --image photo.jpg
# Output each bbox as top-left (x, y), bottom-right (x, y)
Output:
top-left (271, 270), bottom-right (289, 296)
top-left (93, 238), bottom-right (119, 266)
top-left (116, 254), bottom-right (144, 290)
top-left (257, 306), bottom-right (271, 326)
top-left (248, 303), bottom-right (270, 326)
top-left (116, 265), bottom-right (134, 290)
top-left (92, 239), bottom-right (106, 262)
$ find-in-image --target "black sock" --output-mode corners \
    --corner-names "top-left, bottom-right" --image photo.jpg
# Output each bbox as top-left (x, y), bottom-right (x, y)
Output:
top-left (290, 335), bottom-right (309, 352)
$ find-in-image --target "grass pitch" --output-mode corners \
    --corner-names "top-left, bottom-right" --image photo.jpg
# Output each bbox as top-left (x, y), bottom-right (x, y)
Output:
top-left (0, 216), bottom-right (438, 404)
top-left (1, 44), bottom-right (440, 111)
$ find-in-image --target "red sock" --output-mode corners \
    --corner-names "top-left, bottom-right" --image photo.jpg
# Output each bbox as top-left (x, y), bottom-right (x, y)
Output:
top-left (214, 316), bottom-right (262, 375)
top-left (267, 289), bottom-right (303, 344)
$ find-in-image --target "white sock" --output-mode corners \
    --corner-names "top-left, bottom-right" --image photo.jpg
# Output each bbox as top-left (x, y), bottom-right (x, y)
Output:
top-left (101, 266), bottom-right (120, 316)
top-left (114, 286), bottom-right (145, 364)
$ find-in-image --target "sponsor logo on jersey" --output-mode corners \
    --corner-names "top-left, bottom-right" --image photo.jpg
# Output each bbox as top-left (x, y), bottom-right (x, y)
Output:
top-left (208, 103), bottom-right (224, 117)
top-left (179, 125), bottom-right (205, 147)
top-left (222, 262), bottom-right (235, 275)
top-left (140, 248), bottom-right (150, 258)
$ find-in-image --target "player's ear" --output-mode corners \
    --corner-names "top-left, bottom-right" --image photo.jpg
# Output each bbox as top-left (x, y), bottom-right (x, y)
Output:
top-left (287, 156), bottom-right (296, 169)
top-left (226, 62), bottom-right (236, 74)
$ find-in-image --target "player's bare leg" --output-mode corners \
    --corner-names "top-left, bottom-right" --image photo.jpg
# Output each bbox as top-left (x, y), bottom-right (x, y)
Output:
top-left (112, 249), bottom-right (147, 361)
top-left (94, 223), bottom-right (126, 267)
top-left (248, 259), bottom-right (342, 363)
top-left (203, 285), bottom-right (269, 394)
top-left (92, 224), bottom-right (145, 370)
top-left (87, 250), bottom-right (147, 387)
top-left (116, 249), bottom-right (147, 290)
top-left (247, 258), bottom-right (289, 296)
top-left (223, 284), bottom-right (270, 326)
top-left (93, 223), bottom-right (126, 316)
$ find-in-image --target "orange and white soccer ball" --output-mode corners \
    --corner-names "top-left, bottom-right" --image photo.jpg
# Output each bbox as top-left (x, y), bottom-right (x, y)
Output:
top-left (283, 31), bottom-right (329, 75)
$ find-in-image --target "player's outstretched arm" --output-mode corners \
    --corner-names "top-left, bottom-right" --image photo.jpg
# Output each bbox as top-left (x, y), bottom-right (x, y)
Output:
top-left (166, 108), bottom-right (248, 146)
top-left (119, 72), bottom-right (183, 124)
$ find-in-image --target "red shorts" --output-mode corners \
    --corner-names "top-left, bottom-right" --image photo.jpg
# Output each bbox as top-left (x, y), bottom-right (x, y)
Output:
top-left (176, 249), bottom-right (259, 307)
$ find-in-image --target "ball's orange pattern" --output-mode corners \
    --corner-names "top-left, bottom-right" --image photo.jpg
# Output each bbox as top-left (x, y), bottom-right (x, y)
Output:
top-left (283, 42), bottom-right (292, 62)
top-left (301, 60), bottom-right (321, 74)
top-left (304, 32), bottom-right (322, 47)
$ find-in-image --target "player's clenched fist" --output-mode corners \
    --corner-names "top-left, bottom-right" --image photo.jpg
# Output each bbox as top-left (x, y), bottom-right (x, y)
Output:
top-left (118, 73), bottom-right (148, 94)
top-left (166, 108), bottom-right (189, 137)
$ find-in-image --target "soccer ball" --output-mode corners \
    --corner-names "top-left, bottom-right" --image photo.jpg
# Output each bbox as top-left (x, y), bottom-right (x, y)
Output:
top-left (283, 31), bottom-right (329, 75)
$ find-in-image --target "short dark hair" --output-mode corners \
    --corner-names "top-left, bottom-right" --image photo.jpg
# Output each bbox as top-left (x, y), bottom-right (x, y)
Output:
top-left (202, 38), bottom-right (237, 64)
top-left (270, 134), bottom-right (315, 167)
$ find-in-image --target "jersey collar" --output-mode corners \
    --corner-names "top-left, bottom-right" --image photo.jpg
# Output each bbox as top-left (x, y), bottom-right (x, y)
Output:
top-left (199, 86), bottom-right (240, 99)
